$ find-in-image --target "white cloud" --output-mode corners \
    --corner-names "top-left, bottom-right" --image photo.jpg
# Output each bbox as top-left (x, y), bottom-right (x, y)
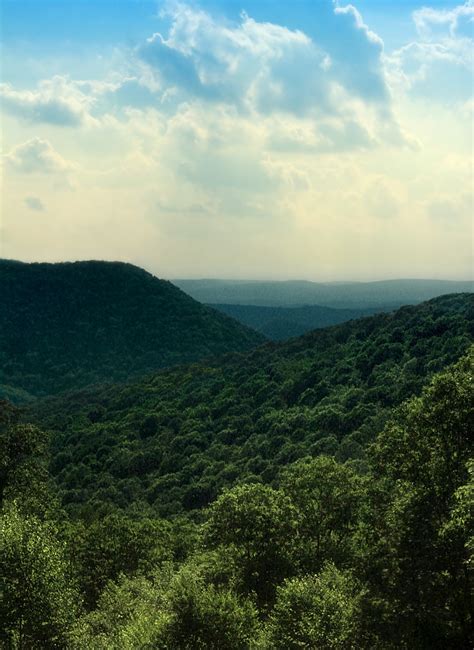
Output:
top-left (1, 1), bottom-right (471, 280)
top-left (413, 1), bottom-right (474, 41)
top-left (0, 76), bottom-right (98, 127)
top-left (133, 2), bottom-right (410, 151)
top-left (386, 2), bottom-right (473, 102)
top-left (139, 6), bottom-right (321, 113)
top-left (4, 138), bottom-right (73, 175)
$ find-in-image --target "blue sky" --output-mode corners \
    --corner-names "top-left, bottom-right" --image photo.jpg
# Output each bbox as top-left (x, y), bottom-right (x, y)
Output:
top-left (1, 1), bottom-right (472, 279)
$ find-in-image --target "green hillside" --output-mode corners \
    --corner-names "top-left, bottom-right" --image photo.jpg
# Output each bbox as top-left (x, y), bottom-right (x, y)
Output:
top-left (3, 295), bottom-right (473, 648)
top-left (30, 293), bottom-right (474, 518)
top-left (0, 260), bottom-right (265, 401)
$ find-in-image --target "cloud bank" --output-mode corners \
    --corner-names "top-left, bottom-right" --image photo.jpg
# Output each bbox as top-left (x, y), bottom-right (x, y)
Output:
top-left (0, 1), bottom-right (472, 280)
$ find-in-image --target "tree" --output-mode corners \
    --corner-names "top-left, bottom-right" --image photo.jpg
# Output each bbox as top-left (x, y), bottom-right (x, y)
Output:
top-left (265, 564), bottom-right (362, 649)
top-left (280, 455), bottom-right (362, 572)
top-left (0, 503), bottom-right (80, 648)
top-left (360, 348), bottom-right (474, 648)
top-left (70, 563), bottom-right (260, 650)
top-left (0, 401), bottom-right (51, 515)
top-left (70, 513), bottom-right (173, 608)
top-left (164, 564), bottom-right (260, 649)
top-left (203, 483), bottom-right (299, 607)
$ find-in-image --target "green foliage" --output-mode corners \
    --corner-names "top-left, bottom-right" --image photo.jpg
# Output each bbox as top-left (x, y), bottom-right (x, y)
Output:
top-left (0, 259), bottom-right (264, 399)
top-left (71, 564), bottom-right (260, 650)
top-left (265, 564), bottom-right (362, 649)
top-left (68, 513), bottom-right (174, 608)
top-left (280, 456), bottom-right (362, 571)
top-left (0, 400), bottom-right (56, 517)
top-left (163, 564), bottom-right (260, 649)
top-left (359, 349), bottom-right (474, 647)
top-left (30, 293), bottom-right (473, 516)
top-left (204, 483), bottom-right (299, 606)
top-left (2, 295), bottom-right (473, 649)
top-left (0, 503), bottom-right (80, 648)
top-left (442, 459), bottom-right (474, 570)
top-left (69, 572), bottom-right (172, 649)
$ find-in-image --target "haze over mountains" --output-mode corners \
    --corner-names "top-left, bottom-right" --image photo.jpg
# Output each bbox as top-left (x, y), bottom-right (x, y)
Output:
top-left (175, 278), bottom-right (473, 308)
top-left (211, 303), bottom-right (383, 340)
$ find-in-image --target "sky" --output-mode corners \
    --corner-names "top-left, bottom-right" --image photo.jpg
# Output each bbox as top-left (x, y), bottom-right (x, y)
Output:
top-left (1, 0), bottom-right (473, 281)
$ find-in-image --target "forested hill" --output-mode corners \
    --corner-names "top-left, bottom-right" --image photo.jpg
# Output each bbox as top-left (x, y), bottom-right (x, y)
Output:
top-left (0, 260), bottom-right (265, 401)
top-left (30, 293), bottom-right (473, 518)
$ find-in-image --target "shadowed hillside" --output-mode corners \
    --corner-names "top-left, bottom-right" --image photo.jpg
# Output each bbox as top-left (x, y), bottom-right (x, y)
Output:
top-left (211, 303), bottom-right (383, 340)
top-left (0, 260), bottom-right (265, 401)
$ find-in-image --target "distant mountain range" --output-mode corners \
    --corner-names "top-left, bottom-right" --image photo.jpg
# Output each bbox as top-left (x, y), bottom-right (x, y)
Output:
top-left (0, 260), bottom-right (264, 401)
top-left (174, 278), bottom-right (473, 308)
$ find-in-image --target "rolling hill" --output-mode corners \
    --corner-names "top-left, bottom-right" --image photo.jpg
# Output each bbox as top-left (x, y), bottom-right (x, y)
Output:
top-left (0, 260), bottom-right (265, 401)
top-left (29, 292), bottom-right (474, 517)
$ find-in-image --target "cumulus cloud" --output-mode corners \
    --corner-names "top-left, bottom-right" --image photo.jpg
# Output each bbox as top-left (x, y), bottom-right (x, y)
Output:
top-left (131, 1), bottom-right (412, 151)
top-left (387, 1), bottom-right (473, 102)
top-left (0, 3), bottom-right (410, 152)
top-left (25, 196), bottom-right (45, 211)
top-left (267, 116), bottom-right (375, 153)
top-left (0, 76), bottom-right (98, 126)
top-left (413, 1), bottom-right (474, 41)
top-left (139, 5), bottom-right (321, 113)
top-left (329, 3), bottom-right (388, 102)
top-left (140, 3), bottom-right (392, 116)
top-left (4, 138), bottom-right (73, 175)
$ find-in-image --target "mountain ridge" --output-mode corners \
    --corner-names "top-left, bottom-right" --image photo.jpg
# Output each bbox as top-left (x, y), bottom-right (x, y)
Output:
top-left (175, 277), bottom-right (473, 307)
top-left (0, 259), bottom-right (265, 401)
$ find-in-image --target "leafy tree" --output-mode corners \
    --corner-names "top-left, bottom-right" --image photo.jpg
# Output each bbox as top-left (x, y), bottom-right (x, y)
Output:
top-left (70, 513), bottom-right (173, 608)
top-left (0, 503), bottom-right (80, 648)
top-left (204, 483), bottom-right (299, 606)
top-left (0, 401), bottom-right (53, 517)
top-left (280, 455), bottom-right (362, 571)
top-left (71, 563), bottom-right (259, 650)
top-left (265, 564), bottom-right (362, 649)
top-left (164, 564), bottom-right (260, 649)
top-left (359, 349), bottom-right (474, 648)
top-left (29, 294), bottom-right (473, 517)
top-left (69, 572), bottom-right (172, 650)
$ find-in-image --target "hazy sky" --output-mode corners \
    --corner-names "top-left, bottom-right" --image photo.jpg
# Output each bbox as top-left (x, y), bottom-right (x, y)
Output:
top-left (1, 0), bottom-right (473, 280)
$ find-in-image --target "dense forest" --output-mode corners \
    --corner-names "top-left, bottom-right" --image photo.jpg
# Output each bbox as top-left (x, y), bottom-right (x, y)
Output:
top-left (30, 293), bottom-right (473, 518)
top-left (1, 350), bottom-right (472, 648)
top-left (0, 263), bottom-right (472, 648)
top-left (0, 260), bottom-right (264, 401)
